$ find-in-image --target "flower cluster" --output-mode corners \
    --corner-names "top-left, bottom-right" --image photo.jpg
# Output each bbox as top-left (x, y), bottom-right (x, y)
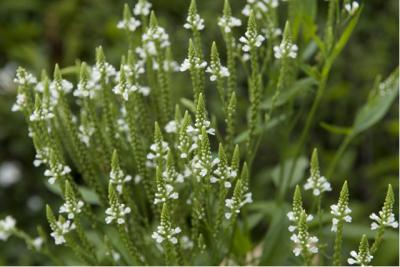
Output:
top-left (146, 141), bottom-right (170, 167)
top-left (154, 183), bottom-right (179, 205)
top-left (59, 199), bottom-right (84, 220)
top-left (50, 219), bottom-right (76, 245)
top-left (210, 158), bottom-right (237, 188)
top-left (239, 31), bottom-right (265, 52)
top-left (78, 124), bottom-right (95, 147)
top-left (274, 40), bottom-right (298, 59)
top-left (11, 93), bottom-right (27, 112)
top-left (105, 202), bottom-right (131, 225)
top-left (370, 212), bottom-right (398, 230)
top-left (206, 61), bottom-right (230, 82)
top-left (0, 216), bottom-right (16, 241)
top-left (347, 235), bottom-right (373, 266)
top-left (344, 1), bottom-right (360, 16)
top-left (44, 163), bottom-right (72, 184)
top-left (133, 0), bottom-right (152, 16)
top-left (287, 210), bottom-right (313, 233)
top-left (242, 0), bottom-right (279, 19)
top-left (303, 149), bottom-right (331, 196)
top-left (33, 147), bottom-right (50, 167)
top-left (290, 211), bottom-right (319, 257)
top-left (225, 192), bottom-right (252, 219)
top-left (370, 184), bottom-right (398, 230)
top-left (183, 14), bottom-right (205, 31)
top-left (180, 57), bottom-right (207, 72)
top-left (142, 26), bottom-right (171, 51)
top-left (110, 168), bottom-right (132, 194)
top-left (152, 206), bottom-right (181, 245)
top-left (29, 105), bottom-right (54, 122)
top-left (117, 17), bottom-right (141, 32)
top-left (331, 204), bottom-right (352, 232)
top-left (218, 15), bottom-right (242, 33)
top-left (113, 81), bottom-right (150, 101)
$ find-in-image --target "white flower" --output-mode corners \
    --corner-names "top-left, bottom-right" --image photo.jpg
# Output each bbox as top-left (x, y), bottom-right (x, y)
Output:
top-left (105, 203), bottom-right (131, 225)
top-left (0, 161), bottom-right (21, 187)
top-left (274, 40), bottom-right (298, 59)
top-left (154, 183), bottom-right (179, 205)
top-left (344, 1), bottom-right (359, 16)
top-left (152, 224), bottom-right (181, 244)
top-left (225, 192), bottom-right (253, 220)
top-left (44, 164), bottom-right (71, 185)
top-left (110, 168), bottom-right (132, 194)
top-left (206, 63), bottom-right (230, 82)
top-left (78, 125), bottom-right (95, 147)
top-left (146, 141), bottom-right (170, 168)
top-left (51, 79), bottom-right (73, 94)
top-left (11, 93), bottom-right (26, 112)
top-left (330, 204), bottom-right (352, 232)
top-left (142, 26), bottom-right (170, 50)
top-left (261, 27), bottom-right (282, 40)
top-left (50, 219), bottom-right (76, 245)
top-left (32, 237), bottom-right (43, 250)
top-left (33, 147), bottom-right (50, 167)
top-left (117, 17), bottom-right (141, 32)
top-left (218, 15), bottom-right (242, 33)
top-left (287, 211), bottom-right (313, 232)
top-left (165, 120), bottom-right (178, 133)
top-left (210, 160), bottom-right (236, 188)
top-left (239, 31), bottom-right (265, 52)
top-left (369, 211), bottom-right (398, 230)
top-left (303, 175), bottom-right (331, 196)
top-left (183, 14), bottom-right (205, 31)
top-left (134, 175), bottom-right (143, 184)
top-left (14, 70), bottom-right (37, 86)
top-left (0, 216), bottom-right (16, 241)
top-left (93, 62), bottom-right (117, 83)
top-left (180, 235), bottom-right (194, 250)
top-left (29, 107), bottom-right (54, 122)
top-left (290, 233), bottom-right (318, 256)
top-left (74, 78), bottom-right (97, 99)
top-left (347, 250), bottom-right (373, 265)
top-left (133, 0), bottom-right (152, 16)
top-left (242, 0), bottom-right (279, 19)
top-left (180, 58), bottom-right (207, 72)
top-left (59, 199), bottom-right (84, 220)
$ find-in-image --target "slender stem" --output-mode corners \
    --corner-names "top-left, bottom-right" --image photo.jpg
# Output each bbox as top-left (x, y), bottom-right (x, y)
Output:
top-left (282, 63), bottom-right (332, 200)
top-left (370, 226), bottom-right (385, 255)
top-left (333, 222), bottom-right (344, 266)
top-left (327, 134), bottom-right (354, 178)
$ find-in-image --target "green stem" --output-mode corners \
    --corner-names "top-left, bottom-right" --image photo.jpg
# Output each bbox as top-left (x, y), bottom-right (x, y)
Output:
top-left (327, 134), bottom-right (354, 178)
top-left (333, 222), bottom-right (344, 266)
top-left (282, 63), bottom-right (332, 200)
top-left (370, 226), bottom-right (385, 255)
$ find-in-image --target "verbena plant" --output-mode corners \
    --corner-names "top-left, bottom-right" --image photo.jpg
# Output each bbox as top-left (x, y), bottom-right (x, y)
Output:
top-left (1, 0), bottom-right (398, 265)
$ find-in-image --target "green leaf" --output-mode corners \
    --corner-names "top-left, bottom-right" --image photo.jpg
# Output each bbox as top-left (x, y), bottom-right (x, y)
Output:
top-left (270, 156), bottom-right (308, 189)
top-left (320, 121), bottom-right (352, 135)
top-left (351, 68), bottom-right (399, 136)
top-left (261, 78), bottom-right (317, 110)
top-left (78, 186), bottom-right (101, 205)
top-left (259, 204), bottom-right (292, 265)
top-left (180, 97), bottom-right (196, 113)
top-left (330, 6), bottom-right (362, 62)
top-left (234, 114), bottom-right (288, 144)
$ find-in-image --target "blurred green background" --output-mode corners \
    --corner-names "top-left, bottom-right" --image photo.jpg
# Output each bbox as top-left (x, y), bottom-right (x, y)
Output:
top-left (0, 0), bottom-right (398, 265)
